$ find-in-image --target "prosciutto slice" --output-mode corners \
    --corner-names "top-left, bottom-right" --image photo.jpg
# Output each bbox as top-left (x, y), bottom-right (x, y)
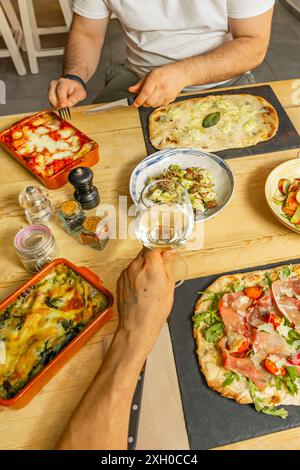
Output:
top-left (219, 338), bottom-right (270, 390)
top-left (247, 294), bottom-right (273, 327)
top-left (219, 292), bottom-right (252, 337)
top-left (252, 330), bottom-right (290, 356)
top-left (272, 279), bottom-right (300, 331)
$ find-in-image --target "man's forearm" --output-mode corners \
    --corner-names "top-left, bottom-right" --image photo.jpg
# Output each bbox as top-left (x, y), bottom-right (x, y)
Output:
top-left (180, 36), bottom-right (266, 87)
top-left (62, 15), bottom-right (109, 83)
top-left (63, 30), bottom-right (102, 83)
top-left (56, 330), bottom-right (146, 450)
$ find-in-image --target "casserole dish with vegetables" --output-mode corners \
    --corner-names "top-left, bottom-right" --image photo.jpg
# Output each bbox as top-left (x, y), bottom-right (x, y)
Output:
top-left (0, 259), bottom-right (113, 409)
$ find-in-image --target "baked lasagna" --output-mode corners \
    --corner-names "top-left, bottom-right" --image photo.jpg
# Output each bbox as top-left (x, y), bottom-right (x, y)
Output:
top-left (0, 263), bottom-right (108, 399)
top-left (1, 111), bottom-right (96, 178)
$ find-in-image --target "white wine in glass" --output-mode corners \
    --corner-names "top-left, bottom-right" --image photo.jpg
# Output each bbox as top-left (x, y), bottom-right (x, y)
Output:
top-left (135, 179), bottom-right (194, 286)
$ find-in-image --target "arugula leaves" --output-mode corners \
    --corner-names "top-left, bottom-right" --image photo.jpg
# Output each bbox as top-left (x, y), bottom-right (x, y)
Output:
top-left (281, 265), bottom-right (293, 278)
top-left (285, 329), bottom-right (300, 345)
top-left (263, 272), bottom-right (273, 288)
top-left (248, 381), bottom-right (288, 419)
top-left (193, 292), bottom-right (225, 343)
top-left (273, 367), bottom-right (299, 396)
top-left (205, 323), bottom-right (224, 343)
top-left (222, 371), bottom-right (240, 387)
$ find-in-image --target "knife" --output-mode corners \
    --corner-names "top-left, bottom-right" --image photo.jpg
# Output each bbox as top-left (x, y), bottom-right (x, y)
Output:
top-left (85, 95), bottom-right (137, 114)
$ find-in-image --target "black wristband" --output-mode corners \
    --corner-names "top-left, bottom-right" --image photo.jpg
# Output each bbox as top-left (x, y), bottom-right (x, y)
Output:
top-left (62, 74), bottom-right (87, 91)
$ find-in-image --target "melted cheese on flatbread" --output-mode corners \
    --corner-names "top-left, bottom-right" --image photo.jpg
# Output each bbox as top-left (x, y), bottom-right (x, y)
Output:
top-left (149, 94), bottom-right (278, 152)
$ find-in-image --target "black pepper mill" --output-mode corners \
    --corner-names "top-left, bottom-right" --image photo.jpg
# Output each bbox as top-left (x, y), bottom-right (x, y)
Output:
top-left (68, 167), bottom-right (100, 210)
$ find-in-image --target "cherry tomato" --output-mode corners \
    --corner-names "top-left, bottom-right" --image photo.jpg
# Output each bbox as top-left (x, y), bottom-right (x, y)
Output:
top-left (266, 313), bottom-right (282, 330)
top-left (245, 286), bottom-right (263, 300)
top-left (288, 353), bottom-right (300, 366)
top-left (236, 338), bottom-right (250, 354)
top-left (264, 357), bottom-right (287, 376)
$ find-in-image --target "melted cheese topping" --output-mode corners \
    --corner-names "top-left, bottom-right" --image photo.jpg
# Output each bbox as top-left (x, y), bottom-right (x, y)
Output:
top-left (150, 94), bottom-right (278, 152)
top-left (0, 264), bottom-right (108, 399)
top-left (6, 112), bottom-right (95, 178)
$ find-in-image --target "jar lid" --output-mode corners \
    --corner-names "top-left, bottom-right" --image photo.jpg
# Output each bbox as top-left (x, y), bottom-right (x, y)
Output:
top-left (19, 186), bottom-right (48, 210)
top-left (82, 216), bottom-right (102, 234)
top-left (60, 200), bottom-right (81, 217)
top-left (14, 225), bottom-right (53, 255)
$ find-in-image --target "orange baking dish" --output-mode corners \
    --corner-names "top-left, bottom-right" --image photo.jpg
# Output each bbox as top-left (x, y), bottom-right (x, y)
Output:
top-left (0, 258), bottom-right (114, 409)
top-left (0, 110), bottom-right (99, 189)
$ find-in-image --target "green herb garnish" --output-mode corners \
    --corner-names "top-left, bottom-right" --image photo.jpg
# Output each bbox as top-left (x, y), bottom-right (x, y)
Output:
top-left (205, 322), bottom-right (224, 343)
top-left (222, 371), bottom-right (240, 387)
top-left (248, 381), bottom-right (288, 419)
top-left (263, 272), bottom-right (273, 288)
top-left (202, 112), bottom-right (221, 128)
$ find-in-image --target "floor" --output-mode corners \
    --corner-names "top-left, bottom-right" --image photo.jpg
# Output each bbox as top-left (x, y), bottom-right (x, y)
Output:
top-left (0, 0), bottom-right (299, 116)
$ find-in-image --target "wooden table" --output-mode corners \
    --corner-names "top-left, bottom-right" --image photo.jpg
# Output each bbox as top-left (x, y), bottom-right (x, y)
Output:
top-left (0, 79), bottom-right (300, 450)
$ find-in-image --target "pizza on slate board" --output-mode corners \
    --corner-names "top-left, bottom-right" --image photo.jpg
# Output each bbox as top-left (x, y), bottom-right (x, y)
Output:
top-left (193, 264), bottom-right (300, 419)
top-left (149, 94), bottom-right (279, 152)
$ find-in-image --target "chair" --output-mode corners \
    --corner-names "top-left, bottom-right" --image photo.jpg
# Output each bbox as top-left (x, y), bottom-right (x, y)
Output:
top-left (18, 0), bottom-right (73, 74)
top-left (0, 2), bottom-right (26, 75)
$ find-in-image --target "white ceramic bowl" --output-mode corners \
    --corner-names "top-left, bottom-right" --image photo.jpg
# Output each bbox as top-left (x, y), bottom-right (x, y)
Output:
top-left (265, 158), bottom-right (300, 233)
top-left (130, 148), bottom-right (235, 221)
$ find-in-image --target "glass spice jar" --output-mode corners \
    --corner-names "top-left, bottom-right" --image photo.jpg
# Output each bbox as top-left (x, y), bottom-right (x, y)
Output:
top-left (80, 216), bottom-right (109, 250)
top-left (14, 225), bottom-right (58, 273)
top-left (19, 186), bottom-right (54, 226)
top-left (58, 200), bottom-right (86, 235)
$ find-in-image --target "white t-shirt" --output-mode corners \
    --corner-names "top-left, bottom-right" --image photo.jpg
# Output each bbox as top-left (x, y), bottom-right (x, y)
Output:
top-left (72, 0), bottom-right (274, 89)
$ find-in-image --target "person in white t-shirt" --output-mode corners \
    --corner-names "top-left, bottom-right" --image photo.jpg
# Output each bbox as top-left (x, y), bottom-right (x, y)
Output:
top-left (48, 0), bottom-right (274, 109)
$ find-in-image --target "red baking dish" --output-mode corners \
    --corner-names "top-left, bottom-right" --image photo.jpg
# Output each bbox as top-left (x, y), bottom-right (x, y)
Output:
top-left (0, 110), bottom-right (99, 189)
top-left (0, 258), bottom-right (114, 409)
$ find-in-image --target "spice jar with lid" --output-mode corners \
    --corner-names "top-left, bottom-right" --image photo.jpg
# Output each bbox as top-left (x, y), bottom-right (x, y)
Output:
top-left (19, 186), bottom-right (54, 225)
top-left (80, 216), bottom-right (109, 250)
top-left (58, 200), bottom-right (86, 235)
top-left (14, 225), bottom-right (58, 273)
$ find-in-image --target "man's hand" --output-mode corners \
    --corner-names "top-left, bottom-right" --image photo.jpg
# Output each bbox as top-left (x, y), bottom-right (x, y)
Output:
top-left (117, 249), bottom-right (176, 356)
top-left (48, 77), bottom-right (87, 108)
top-left (129, 62), bottom-right (188, 108)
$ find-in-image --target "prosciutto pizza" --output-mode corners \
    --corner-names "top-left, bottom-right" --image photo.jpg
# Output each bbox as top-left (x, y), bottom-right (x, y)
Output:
top-left (193, 264), bottom-right (300, 418)
top-left (1, 111), bottom-right (96, 178)
top-left (149, 94), bottom-right (279, 152)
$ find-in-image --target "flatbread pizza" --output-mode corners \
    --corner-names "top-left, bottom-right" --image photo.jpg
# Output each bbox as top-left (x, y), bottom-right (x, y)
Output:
top-left (193, 264), bottom-right (300, 418)
top-left (149, 94), bottom-right (279, 152)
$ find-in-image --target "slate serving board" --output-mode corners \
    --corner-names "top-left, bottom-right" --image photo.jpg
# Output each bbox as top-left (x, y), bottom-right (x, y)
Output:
top-left (168, 257), bottom-right (300, 450)
top-left (138, 85), bottom-right (300, 159)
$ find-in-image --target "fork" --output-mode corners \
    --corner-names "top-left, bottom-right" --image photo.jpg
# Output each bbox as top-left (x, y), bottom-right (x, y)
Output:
top-left (58, 107), bottom-right (71, 120)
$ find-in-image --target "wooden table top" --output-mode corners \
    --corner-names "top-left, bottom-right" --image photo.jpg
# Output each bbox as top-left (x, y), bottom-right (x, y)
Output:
top-left (0, 79), bottom-right (300, 450)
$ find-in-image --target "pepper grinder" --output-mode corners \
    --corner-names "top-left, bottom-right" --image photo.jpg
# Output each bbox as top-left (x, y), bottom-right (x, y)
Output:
top-left (68, 167), bottom-right (100, 210)
top-left (19, 186), bottom-right (54, 225)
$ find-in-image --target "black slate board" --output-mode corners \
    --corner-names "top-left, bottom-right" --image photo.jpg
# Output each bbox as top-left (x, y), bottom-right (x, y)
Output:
top-left (138, 85), bottom-right (300, 159)
top-left (168, 258), bottom-right (300, 450)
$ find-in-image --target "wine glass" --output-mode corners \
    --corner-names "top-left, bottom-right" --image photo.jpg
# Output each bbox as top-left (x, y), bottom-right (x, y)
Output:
top-left (135, 179), bottom-right (194, 287)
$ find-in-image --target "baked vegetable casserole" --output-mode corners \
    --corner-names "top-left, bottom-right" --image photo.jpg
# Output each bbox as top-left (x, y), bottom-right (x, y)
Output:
top-left (0, 263), bottom-right (108, 399)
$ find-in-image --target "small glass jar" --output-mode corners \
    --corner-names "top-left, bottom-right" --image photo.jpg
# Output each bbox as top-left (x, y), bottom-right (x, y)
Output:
top-left (80, 216), bottom-right (109, 250)
top-left (19, 186), bottom-right (54, 226)
top-left (58, 200), bottom-right (86, 235)
top-left (14, 225), bottom-right (58, 273)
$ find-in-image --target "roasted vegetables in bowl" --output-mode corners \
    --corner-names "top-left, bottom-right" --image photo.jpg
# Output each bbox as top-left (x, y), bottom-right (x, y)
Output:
top-left (0, 259), bottom-right (113, 408)
top-left (265, 159), bottom-right (300, 234)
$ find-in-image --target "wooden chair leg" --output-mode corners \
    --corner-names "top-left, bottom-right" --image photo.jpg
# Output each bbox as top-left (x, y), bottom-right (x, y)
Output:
top-left (27, 0), bottom-right (41, 50)
top-left (18, 0), bottom-right (38, 73)
top-left (59, 0), bottom-right (73, 28)
top-left (0, 4), bottom-right (26, 75)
